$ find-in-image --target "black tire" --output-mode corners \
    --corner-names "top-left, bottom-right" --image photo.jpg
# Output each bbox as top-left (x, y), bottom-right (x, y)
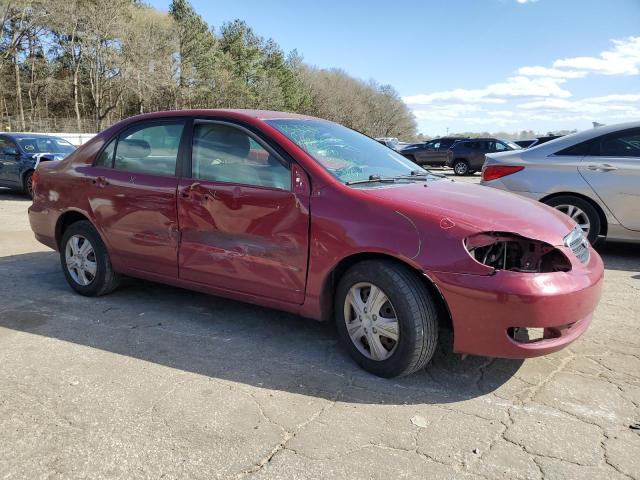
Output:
top-left (543, 195), bottom-right (602, 245)
top-left (403, 154), bottom-right (417, 164)
top-left (453, 159), bottom-right (469, 176)
top-left (59, 220), bottom-right (120, 296)
top-left (23, 170), bottom-right (34, 198)
top-left (335, 260), bottom-right (439, 378)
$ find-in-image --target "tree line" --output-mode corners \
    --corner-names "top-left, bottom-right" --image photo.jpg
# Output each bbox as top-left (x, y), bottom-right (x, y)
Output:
top-left (0, 0), bottom-right (417, 138)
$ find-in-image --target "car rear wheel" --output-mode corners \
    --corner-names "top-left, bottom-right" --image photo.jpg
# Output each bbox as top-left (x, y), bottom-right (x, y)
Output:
top-left (335, 260), bottom-right (439, 378)
top-left (23, 171), bottom-right (34, 198)
top-left (60, 220), bottom-right (120, 296)
top-left (544, 195), bottom-right (601, 244)
top-left (403, 154), bottom-right (417, 164)
top-left (453, 160), bottom-right (469, 176)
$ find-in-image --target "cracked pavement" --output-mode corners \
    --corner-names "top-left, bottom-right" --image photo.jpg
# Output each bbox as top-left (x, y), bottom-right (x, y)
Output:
top-left (1, 181), bottom-right (639, 480)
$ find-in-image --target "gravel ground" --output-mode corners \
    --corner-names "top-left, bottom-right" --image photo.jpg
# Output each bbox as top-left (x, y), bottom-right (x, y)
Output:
top-left (0, 180), bottom-right (639, 480)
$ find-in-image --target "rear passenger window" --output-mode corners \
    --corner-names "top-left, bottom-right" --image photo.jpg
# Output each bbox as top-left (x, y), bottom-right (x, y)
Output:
top-left (113, 122), bottom-right (184, 176)
top-left (192, 123), bottom-right (290, 190)
top-left (598, 130), bottom-right (640, 157)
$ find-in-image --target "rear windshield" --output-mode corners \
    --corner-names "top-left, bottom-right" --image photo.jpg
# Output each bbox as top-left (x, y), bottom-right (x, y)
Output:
top-left (16, 137), bottom-right (76, 154)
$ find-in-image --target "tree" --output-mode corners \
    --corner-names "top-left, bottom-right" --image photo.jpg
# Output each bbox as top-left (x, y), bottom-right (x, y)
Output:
top-left (169, 0), bottom-right (216, 107)
top-left (0, 0), bottom-right (418, 140)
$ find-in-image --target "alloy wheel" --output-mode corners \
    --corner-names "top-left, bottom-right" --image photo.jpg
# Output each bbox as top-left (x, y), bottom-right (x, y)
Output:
top-left (65, 234), bottom-right (97, 286)
top-left (26, 174), bottom-right (33, 198)
top-left (343, 282), bottom-right (399, 361)
top-left (553, 204), bottom-right (591, 236)
top-left (454, 161), bottom-right (468, 175)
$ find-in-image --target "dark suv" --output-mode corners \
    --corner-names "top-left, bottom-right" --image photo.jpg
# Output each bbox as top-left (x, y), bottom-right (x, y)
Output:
top-left (446, 138), bottom-right (520, 175)
top-left (400, 137), bottom-right (467, 166)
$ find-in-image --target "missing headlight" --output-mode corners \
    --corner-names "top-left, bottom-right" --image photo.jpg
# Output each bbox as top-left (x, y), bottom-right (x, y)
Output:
top-left (465, 232), bottom-right (571, 273)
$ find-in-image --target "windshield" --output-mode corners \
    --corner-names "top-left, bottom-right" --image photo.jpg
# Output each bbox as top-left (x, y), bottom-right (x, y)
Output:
top-left (266, 119), bottom-right (427, 184)
top-left (16, 136), bottom-right (76, 155)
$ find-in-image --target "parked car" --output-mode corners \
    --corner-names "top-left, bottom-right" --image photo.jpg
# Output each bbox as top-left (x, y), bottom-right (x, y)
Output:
top-left (400, 137), bottom-right (466, 167)
top-left (515, 136), bottom-right (562, 149)
top-left (29, 110), bottom-right (603, 377)
top-left (482, 121), bottom-right (640, 244)
top-left (0, 133), bottom-right (76, 197)
top-left (446, 138), bottom-right (521, 176)
top-left (514, 139), bottom-right (536, 149)
top-left (375, 137), bottom-right (402, 151)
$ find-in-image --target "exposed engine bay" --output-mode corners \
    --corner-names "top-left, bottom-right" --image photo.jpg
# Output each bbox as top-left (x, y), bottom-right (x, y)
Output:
top-left (465, 232), bottom-right (571, 273)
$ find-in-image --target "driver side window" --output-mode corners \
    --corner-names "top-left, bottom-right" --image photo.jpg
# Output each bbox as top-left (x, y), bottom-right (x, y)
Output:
top-left (192, 123), bottom-right (291, 190)
top-left (0, 137), bottom-right (18, 155)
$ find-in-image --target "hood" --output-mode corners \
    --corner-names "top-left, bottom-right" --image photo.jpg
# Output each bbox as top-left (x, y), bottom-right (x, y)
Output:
top-left (361, 179), bottom-right (575, 246)
top-left (32, 152), bottom-right (66, 161)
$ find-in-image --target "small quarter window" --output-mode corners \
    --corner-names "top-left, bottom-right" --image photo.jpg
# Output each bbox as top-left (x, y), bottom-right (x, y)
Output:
top-left (95, 138), bottom-right (116, 167)
top-left (555, 140), bottom-right (595, 156)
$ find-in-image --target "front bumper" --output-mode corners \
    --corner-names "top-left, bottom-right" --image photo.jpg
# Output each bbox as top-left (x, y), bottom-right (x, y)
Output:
top-left (429, 247), bottom-right (604, 358)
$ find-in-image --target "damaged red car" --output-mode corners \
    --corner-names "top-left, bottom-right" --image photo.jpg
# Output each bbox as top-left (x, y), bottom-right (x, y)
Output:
top-left (29, 110), bottom-right (604, 377)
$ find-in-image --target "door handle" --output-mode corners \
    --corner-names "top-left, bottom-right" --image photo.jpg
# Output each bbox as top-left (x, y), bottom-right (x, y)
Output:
top-left (587, 164), bottom-right (617, 172)
top-left (92, 176), bottom-right (109, 187)
top-left (180, 182), bottom-right (201, 198)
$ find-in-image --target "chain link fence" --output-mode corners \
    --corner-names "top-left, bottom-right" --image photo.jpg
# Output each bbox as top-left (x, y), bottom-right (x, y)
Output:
top-left (0, 116), bottom-right (117, 134)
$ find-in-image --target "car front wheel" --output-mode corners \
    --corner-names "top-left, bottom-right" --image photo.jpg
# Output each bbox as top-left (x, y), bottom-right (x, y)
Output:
top-left (453, 160), bottom-right (469, 176)
top-left (60, 220), bottom-right (120, 296)
top-left (335, 260), bottom-right (439, 377)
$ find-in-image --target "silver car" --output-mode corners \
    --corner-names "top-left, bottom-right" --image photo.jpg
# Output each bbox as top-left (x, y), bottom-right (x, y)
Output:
top-left (481, 121), bottom-right (640, 244)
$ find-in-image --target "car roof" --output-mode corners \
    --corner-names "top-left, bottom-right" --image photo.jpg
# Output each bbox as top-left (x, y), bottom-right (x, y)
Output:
top-left (121, 109), bottom-right (320, 123)
top-left (521, 120), bottom-right (640, 156)
top-left (0, 132), bottom-right (65, 139)
top-left (456, 137), bottom-right (496, 142)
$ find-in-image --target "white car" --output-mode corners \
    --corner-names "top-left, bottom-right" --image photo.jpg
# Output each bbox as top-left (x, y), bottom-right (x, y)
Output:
top-left (481, 121), bottom-right (640, 244)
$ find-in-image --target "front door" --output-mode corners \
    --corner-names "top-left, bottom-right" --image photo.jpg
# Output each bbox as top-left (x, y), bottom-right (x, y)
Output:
top-left (579, 128), bottom-right (640, 231)
top-left (177, 120), bottom-right (310, 304)
top-left (0, 136), bottom-right (20, 184)
top-left (85, 120), bottom-right (186, 277)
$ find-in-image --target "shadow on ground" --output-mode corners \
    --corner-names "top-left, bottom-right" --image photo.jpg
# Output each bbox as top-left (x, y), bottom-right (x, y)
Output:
top-left (597, 240), bottom-right (640, 272)
top-left (0, 187), bottom-right (29, 201)
top-left (0, 250), bottom-right (526, 405)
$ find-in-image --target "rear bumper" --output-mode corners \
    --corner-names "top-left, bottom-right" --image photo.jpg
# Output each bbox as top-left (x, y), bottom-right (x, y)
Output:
top-left (28, 205), bottom-right (57, 250)
top-left (429, 248), bottom-right (604, 358)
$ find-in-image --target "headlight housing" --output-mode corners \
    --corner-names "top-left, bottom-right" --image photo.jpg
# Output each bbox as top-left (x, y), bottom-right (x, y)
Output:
top-left (465, 232), bottom-right (572, 273)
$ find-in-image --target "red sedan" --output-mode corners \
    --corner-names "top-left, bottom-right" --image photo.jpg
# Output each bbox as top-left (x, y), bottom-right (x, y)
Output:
top-left (28, 110), bottom-right (604, 377)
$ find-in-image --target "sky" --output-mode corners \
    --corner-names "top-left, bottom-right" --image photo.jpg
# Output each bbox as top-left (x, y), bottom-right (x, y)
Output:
top-left (147, 0), bottom-right (640, 136)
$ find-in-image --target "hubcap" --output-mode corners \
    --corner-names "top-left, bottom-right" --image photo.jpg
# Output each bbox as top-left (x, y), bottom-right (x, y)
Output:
top-left (454, 162), bottom-right (467, 174)
top-left (65, 235), bottom-right (97, 286)
top-left (554, 204), bottom-right (591, 235)
top-left (343, 282), bottom-right (399, 361)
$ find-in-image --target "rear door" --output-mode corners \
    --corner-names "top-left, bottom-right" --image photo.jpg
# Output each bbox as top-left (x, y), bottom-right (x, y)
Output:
top-left (578, 128), bottom-right (640, 231)
top-left (87, 119), bottom-right (187, 277)
top-left (177, 120), bottom-right (310, 304)
top-left (416, 140), bottom-right (438, 165)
